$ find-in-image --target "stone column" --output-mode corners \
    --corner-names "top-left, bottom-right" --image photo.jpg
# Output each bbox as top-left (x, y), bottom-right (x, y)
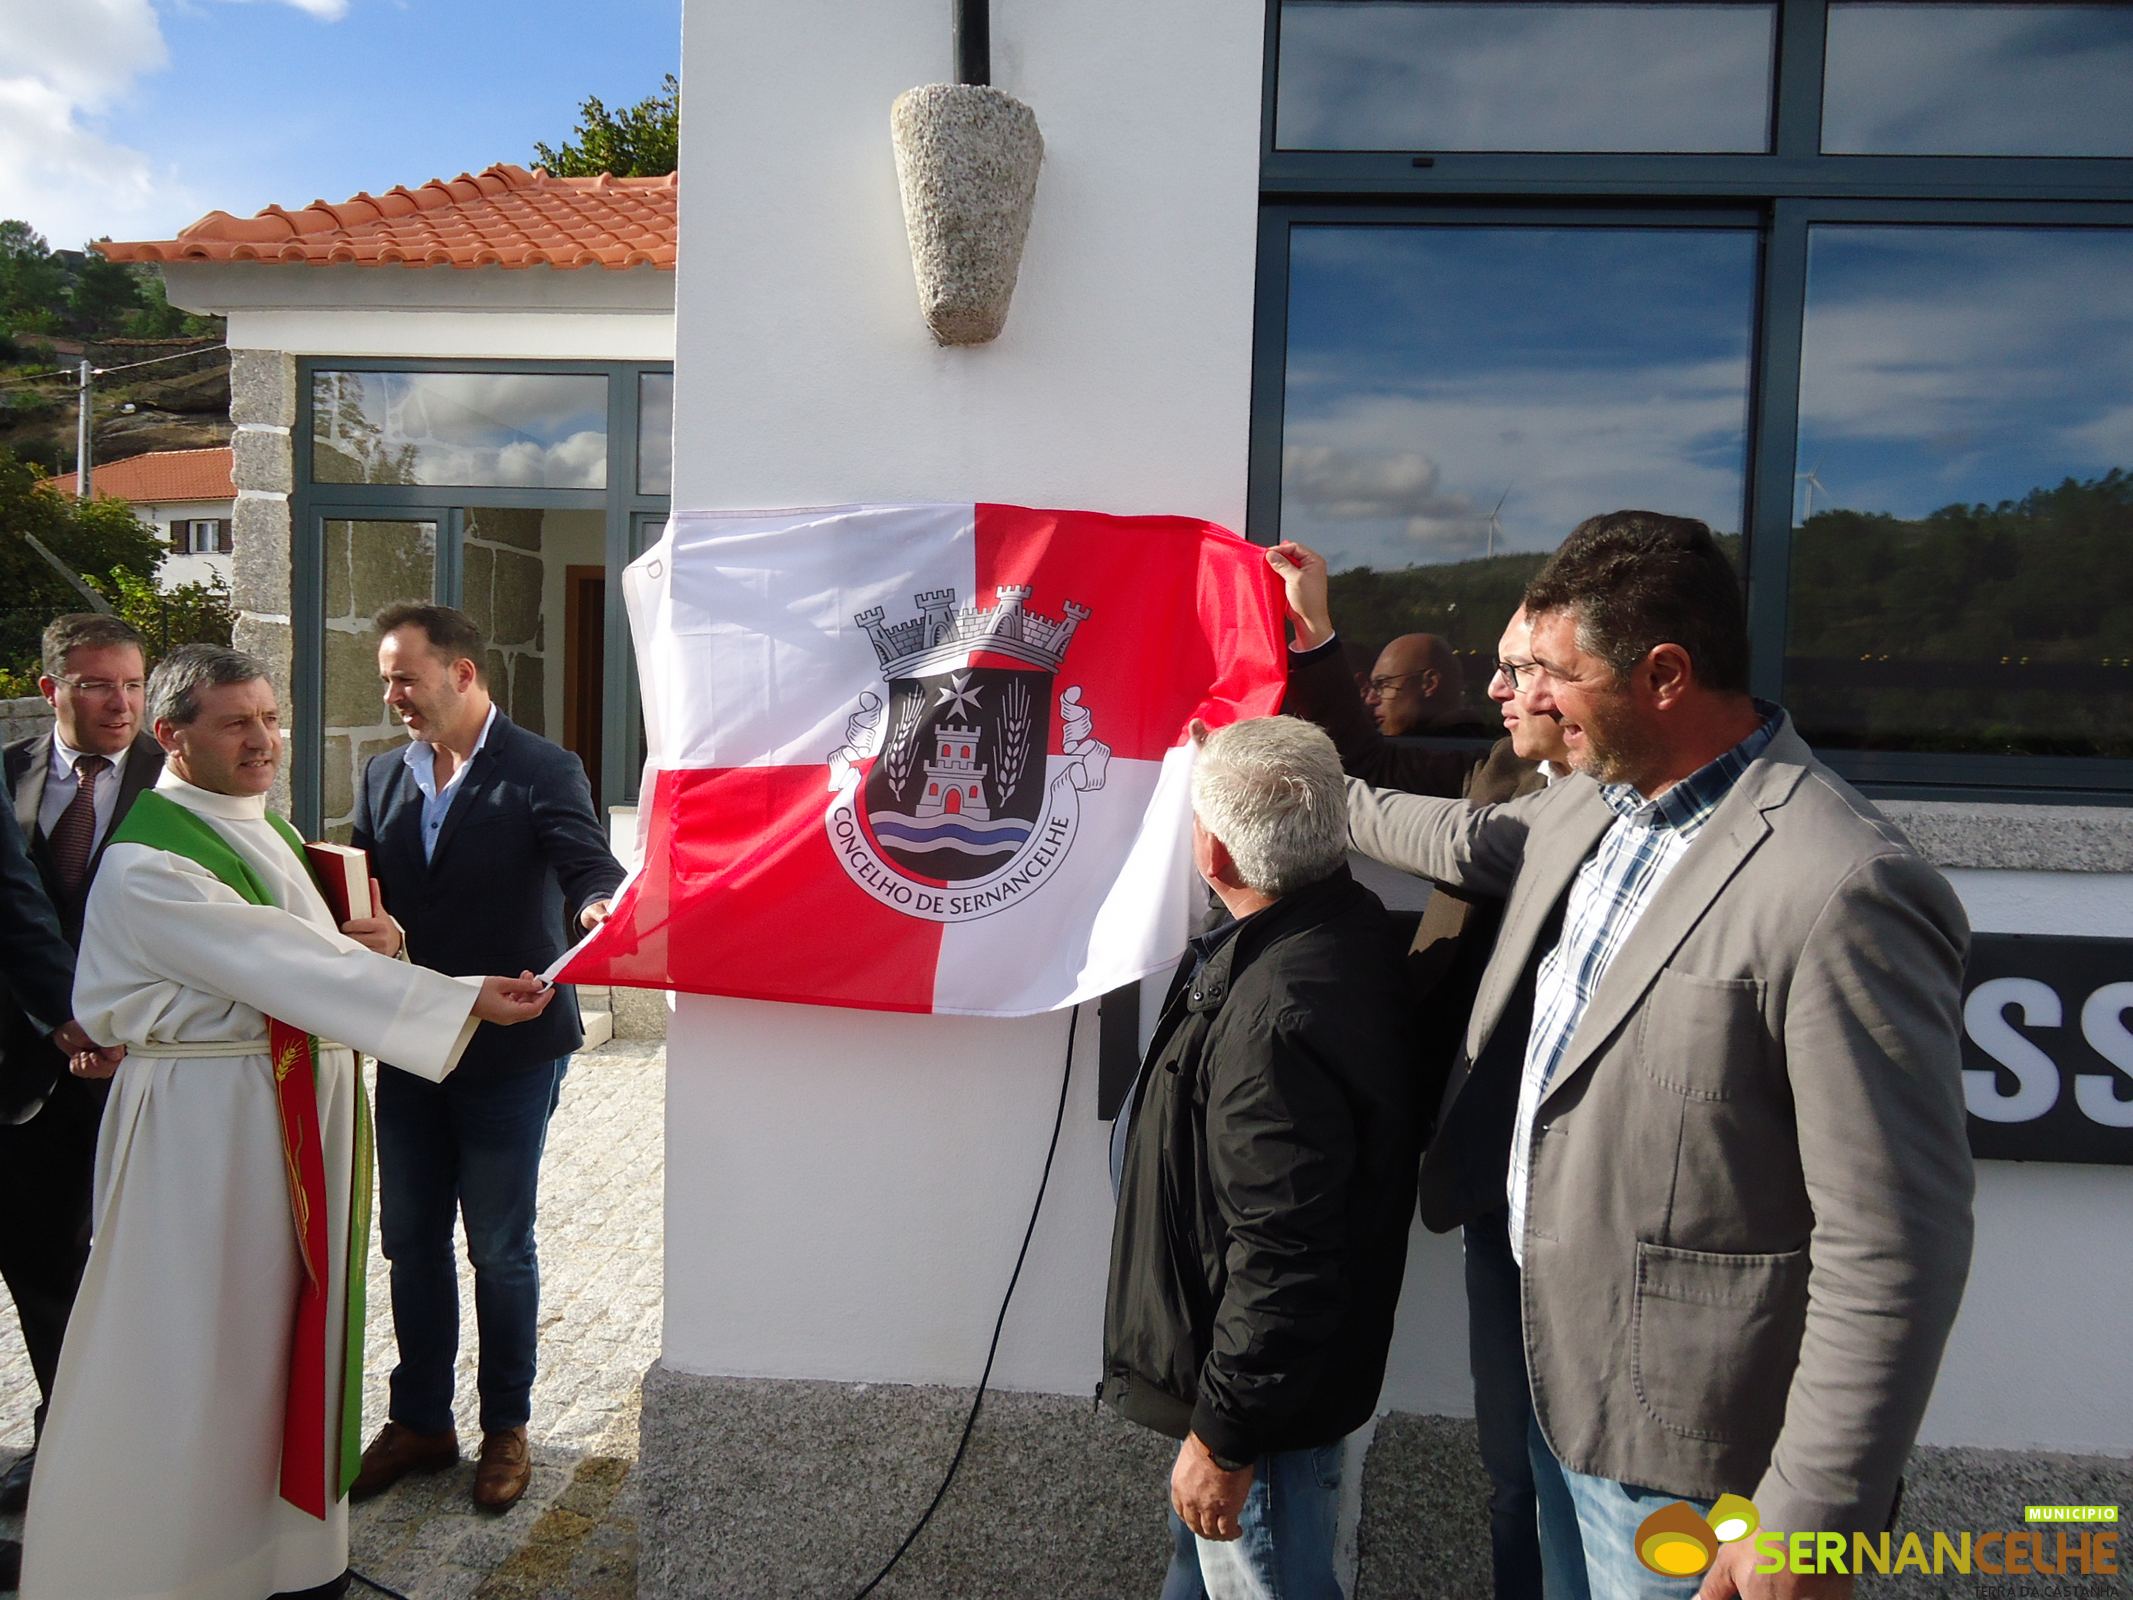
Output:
top-left (228, 349), bottom-right (298, 815)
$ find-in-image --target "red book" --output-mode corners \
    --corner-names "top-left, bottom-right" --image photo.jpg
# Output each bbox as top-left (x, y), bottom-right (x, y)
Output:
top-left (305, 841), bottom-right (374, 924)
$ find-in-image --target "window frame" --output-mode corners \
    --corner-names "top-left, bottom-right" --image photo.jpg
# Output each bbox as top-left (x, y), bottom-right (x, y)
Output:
top-left (291, 355), bottom-right (673, 833)
top-left (1251, 0), bottom-right (2133, 801)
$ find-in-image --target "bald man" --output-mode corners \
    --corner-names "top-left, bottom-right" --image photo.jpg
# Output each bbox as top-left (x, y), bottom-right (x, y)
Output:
top-left (1366, 632), bottom-right (1468, 736)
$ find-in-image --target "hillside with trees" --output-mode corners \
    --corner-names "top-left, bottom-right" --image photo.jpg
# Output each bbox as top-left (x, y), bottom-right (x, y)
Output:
top-left (0, 221), bottom-right (228, 478)
top-left (1325, 470), bottom-right (2131, 757)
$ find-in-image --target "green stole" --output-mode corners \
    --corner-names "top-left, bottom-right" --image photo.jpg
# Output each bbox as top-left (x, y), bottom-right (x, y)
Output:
top-left (107, 789), bottom-right (374, 1518)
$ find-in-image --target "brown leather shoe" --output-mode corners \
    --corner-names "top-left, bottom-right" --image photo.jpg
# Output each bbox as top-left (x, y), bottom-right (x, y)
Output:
top-left (348, 1421), bottom-right (459, 1501)
top-left (471, 1426), bottom-right (531, 1511)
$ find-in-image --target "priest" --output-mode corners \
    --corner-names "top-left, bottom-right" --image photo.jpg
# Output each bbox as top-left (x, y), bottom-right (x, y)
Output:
top-left (22, 643), bottom-right (555, 1600)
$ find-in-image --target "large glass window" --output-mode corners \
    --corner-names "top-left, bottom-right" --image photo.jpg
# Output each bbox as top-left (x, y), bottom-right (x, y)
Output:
top-left (311, 370), bottom-right (610, 488)
top-left (294, 360), bottom-right (671, 832)
top-left (1786, 226), bottom-right (2133, 758)
top-left (1823, 4), bottom-right (2133, 158)
top-left (1274, 2), bottom-right (1776, 153)
top-left (1278, 223), bottom-right (1758, 720)
top-left (1256, 0), bottom-right (2133, 795)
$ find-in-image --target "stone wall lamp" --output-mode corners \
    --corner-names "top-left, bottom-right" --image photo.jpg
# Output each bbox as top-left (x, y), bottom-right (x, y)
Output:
top-left (891, 0), bottom-right (1044, 346)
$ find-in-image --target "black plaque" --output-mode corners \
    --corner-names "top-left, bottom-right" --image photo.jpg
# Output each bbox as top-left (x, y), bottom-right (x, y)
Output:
top-left (1962, 934), bottom-right (2133, 1166)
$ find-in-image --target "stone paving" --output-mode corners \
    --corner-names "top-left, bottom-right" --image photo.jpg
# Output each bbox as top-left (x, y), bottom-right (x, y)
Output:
top-left (0, 1038), bottom-right (666, 1599)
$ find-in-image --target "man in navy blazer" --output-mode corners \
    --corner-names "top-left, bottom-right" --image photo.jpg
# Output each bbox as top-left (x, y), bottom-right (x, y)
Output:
top-left (347, 602), bottom-right (625, 1512)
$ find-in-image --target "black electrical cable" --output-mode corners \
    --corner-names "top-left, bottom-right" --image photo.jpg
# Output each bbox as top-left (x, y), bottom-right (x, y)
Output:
top-left (347, 1569), bottom-right (413, 1599)
top-left (850, 1003), bottom-right (1081, 1599)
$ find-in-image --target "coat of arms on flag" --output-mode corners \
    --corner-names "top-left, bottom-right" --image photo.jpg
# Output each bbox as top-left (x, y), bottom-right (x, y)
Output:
top-left (826, 584), bottom-right (1107, 920)
top-left (554, 502), bottom-right (1287, 1017)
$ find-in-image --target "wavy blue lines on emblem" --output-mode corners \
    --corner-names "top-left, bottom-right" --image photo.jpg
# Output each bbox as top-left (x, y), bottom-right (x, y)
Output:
top-left (869, 814), bottom-right (1034, 855)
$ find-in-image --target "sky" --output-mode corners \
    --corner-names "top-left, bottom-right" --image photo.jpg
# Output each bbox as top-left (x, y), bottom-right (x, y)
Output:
top-left (0, 0), bottom-right (682, 253)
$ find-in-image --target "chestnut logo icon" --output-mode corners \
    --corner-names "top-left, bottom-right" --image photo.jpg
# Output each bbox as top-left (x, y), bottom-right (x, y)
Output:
top-left (1635, 1494), bottom-right (1762, 1576)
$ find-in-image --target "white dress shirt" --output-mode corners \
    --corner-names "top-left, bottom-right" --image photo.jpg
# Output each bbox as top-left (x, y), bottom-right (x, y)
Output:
top-left (401, 703), bottom-right (499, 863)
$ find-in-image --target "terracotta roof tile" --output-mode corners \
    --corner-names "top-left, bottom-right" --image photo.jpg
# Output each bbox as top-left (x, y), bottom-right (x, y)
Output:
top-left (48, 446), bottom-right (234, 503)
top-left (97, 164), bottom-right (675, 272)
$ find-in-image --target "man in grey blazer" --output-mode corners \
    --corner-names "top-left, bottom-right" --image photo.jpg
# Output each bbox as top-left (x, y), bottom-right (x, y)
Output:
top-left (1343, 513), bottom-right (1973, 1600)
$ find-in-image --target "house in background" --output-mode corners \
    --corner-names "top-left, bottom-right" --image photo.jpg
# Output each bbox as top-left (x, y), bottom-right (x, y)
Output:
top-left (100, 162), bottom-right (675, 841)
top-left (52, 445), bottom-right (236, 590)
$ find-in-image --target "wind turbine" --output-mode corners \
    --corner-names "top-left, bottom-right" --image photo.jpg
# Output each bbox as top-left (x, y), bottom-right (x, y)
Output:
top-left (1485, 485), bottom-right (1512, 558)
top-left (1795, 463), bottom-right (1830, 525)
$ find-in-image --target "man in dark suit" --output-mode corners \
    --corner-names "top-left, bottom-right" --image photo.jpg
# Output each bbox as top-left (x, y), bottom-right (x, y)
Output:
top-left (1269, 543), bottom-right (1586, 1600)
top-left (1, 612), bottom-right (160, 1517)
top-left (347, 602), bottom-right (625, 1513)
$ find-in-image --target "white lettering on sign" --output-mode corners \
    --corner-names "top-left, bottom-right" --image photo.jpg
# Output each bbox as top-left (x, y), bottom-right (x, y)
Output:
top-left (2076, 981), bottom-right (2133, 1129)
top-left (1963, 977), bottom-right (2063, 1123)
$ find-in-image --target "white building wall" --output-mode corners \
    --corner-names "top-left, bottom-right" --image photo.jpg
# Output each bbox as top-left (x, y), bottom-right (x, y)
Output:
top-left (664, 0), bottom-right (1262, 1393)
top-left (662, 0), bottom-right (2131, 1462)
top-left (163, 261), bottom-right (675, 362)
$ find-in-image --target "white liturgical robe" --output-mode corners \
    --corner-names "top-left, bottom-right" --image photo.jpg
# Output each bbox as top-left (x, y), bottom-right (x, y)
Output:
top-left (23, 771), bottom-right (486, 1600)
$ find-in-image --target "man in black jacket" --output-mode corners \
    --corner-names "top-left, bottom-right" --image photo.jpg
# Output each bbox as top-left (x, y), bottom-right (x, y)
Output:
top-left (346, 602), bottom-right (625, 1512)
top-left (0, 800), bottom-right (96, 1585)
top-left (1103, 716), bottom-right (1426, 1600)
top-left (1, 612), bottom-right (157, 1517)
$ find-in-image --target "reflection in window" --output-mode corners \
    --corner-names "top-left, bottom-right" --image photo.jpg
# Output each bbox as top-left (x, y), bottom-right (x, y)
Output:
top-left (1788, 228), bottom-right (2133, 758)
top-left (319, 517), bottom-right (439, 839)
top-left (311, 370), bottom-right (609, 489)
top-left (638, 373), bottom-right (674, 496)
top-left (1275, 2), bottom-right (1774, 153)
top-left (1824, 4), bottom-right (2133, 157)
top-left (1280, 225), bottom-right (1757, 714)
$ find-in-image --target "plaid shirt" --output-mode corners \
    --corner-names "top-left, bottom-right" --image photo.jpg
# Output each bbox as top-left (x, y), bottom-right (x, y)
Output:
top-left (1507, 707), bottom-right (1781, 1266)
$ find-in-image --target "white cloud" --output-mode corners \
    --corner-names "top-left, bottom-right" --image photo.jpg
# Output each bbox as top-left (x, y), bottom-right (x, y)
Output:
top-left (1282, 358), bottom-right (1754, 572)
top-left (0, 0), bottom-right (338, 248)
top-left (219, 0), bottom-right (350, 19)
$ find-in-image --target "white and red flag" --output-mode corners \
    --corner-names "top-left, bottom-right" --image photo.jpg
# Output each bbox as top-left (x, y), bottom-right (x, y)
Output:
top-left (554, 502), bottom-right (1288, 1016)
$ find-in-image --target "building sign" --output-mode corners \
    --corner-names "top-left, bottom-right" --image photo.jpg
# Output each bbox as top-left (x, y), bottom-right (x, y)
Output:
top-left (1963, 934), bottom-right (2133, 1166)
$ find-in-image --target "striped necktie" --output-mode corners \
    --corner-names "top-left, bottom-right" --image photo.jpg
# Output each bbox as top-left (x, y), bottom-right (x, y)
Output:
top-left (49, 754), bottom-right (110, 894)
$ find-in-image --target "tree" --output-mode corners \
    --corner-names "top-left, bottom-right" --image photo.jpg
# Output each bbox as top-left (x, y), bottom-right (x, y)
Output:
top-left (91, 564), bottom-right (236, 661)
top-left (124, 268), bottom-right (220, 339)
top-left (1, 220), bottom-right (66, 335)
top-left (534, 74), bottom-right (679, 178)
top-left (66, 247), bottom-right (146, 332)
top-left (0, 446), bottom-right (169, 691)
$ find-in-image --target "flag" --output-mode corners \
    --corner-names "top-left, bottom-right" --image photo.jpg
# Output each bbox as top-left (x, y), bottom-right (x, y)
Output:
top-left (556, 502), bottom-right (1288, 1016)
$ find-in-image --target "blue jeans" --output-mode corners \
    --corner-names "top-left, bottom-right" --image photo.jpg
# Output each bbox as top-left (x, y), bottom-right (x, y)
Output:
top-left (1465, 1210), bottom-right (1590, 1600)
top-left (375, 1058), bottom-right (565, 1435)
top-left (1160, 1442), bottom-right (1344, 1600)
top-left (1553, 1463), bottom-right (1712, 1600)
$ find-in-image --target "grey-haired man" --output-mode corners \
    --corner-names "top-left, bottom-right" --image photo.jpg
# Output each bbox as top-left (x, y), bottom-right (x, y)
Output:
top-left (1103, 716), bottom-right (1428, 1599)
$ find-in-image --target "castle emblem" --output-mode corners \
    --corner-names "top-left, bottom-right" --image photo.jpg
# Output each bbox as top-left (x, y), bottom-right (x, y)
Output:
top-left (824, 585), bottom-right (1108, 921)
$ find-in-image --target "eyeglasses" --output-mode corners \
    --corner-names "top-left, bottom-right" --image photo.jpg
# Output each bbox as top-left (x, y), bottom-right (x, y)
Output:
top-left (1492, 659), bottom-right (1540, 691)
top-left (60, 676), bottom-right (147, 698)
top-left (1365, 671), bottom-right (1427, 698)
